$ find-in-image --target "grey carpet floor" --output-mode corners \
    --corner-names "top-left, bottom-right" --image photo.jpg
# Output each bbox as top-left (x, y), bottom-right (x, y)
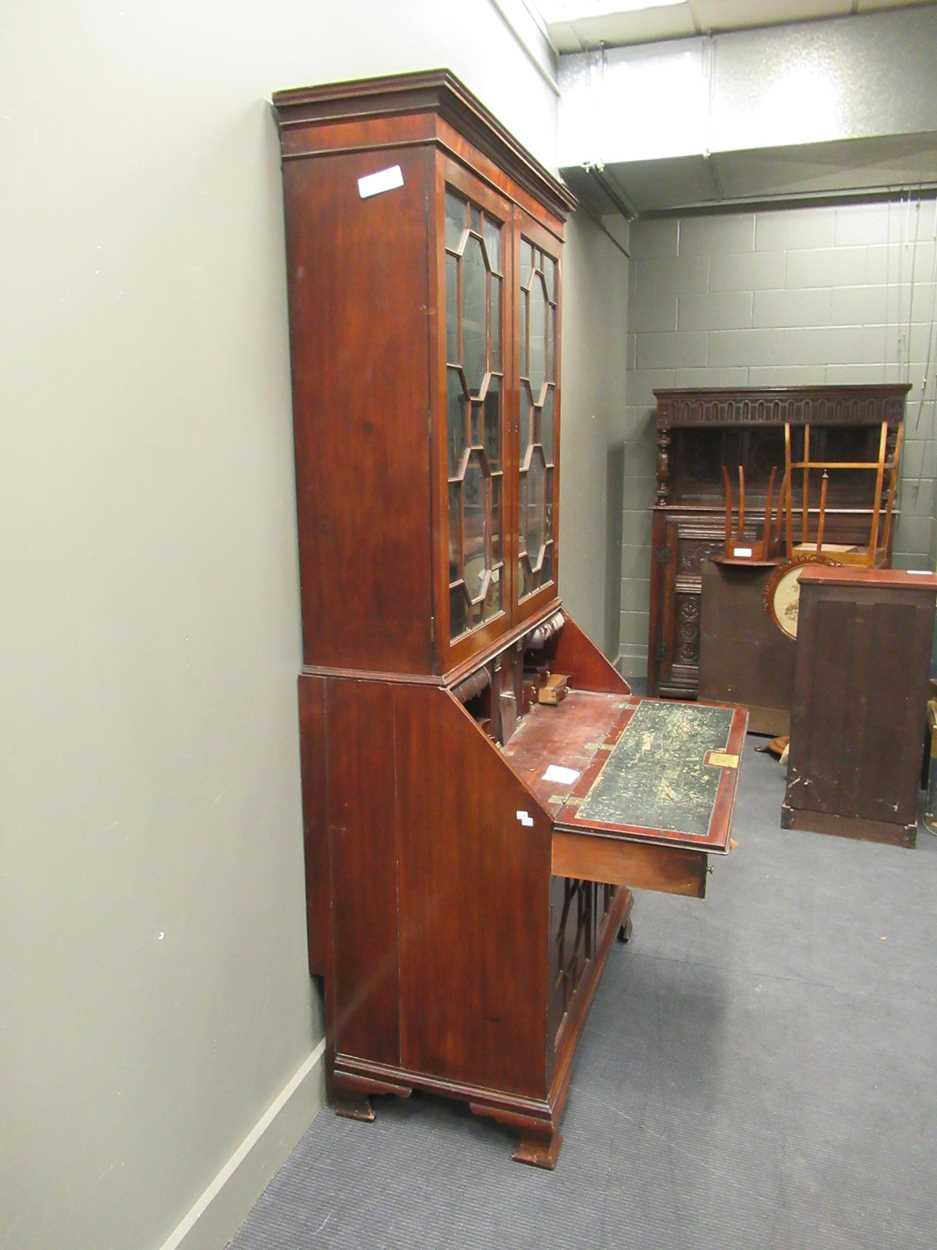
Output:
top-left (230, 740), bottom-right (937, 1250)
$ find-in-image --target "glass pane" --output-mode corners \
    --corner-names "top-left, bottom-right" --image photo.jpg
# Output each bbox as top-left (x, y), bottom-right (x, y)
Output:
top-left (491, 277), bottom-right (501, 372)
top-left (529, 273), bottom-right (547, 397)
top-left (545, 255), bottom-right (557, 300)
top-left (448, 483), bottom-right (461, 581)
top-left (541, 386), bottom-right (554, 463)
top-left (542, 543), bottom-right (554, 586)
top-left (519, 385), bottom-right (532, 456)
top-left (518, 473), bottom-right (526, 548)
top-left (521, 240), bottom-right (534, 287)
top-left (449, 582), bottom-right (466, 639)
top-left (546, 302), bottom-right (555, 384)
top-left (527, 447), bottom-right (546, 569)
top-left (544, 467), bottom-right (554, 542)
top-left (518, 558), bottom-right (533, 598)
top-left (484, 377), bottom-right (501, 470)
top-left (470, 204), bottom-right (481, 232)
top-left (463, 453), bottom-right (487, 602)
top-left (470, 401), bottom-right (482, 448)
top-left (446, 253), bottom-right (458, 364)
top-left (447, 368), bottom-right (466, 477)
top-left (483, 218), bottom-right (501, 273)
top-left (445, 191), bottom-right (464, 251)
top-left (462, 235), bottom-right (487, 397)
top-left (491, 474), bottom-right (502, 564)
top-left (519, 290), bottom-right (528, 379)
top-left (484, 566), bottom-right (502, 619)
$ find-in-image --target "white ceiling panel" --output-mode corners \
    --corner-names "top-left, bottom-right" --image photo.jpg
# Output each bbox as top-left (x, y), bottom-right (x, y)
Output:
top-left (545, 0), bottom-right (936, 50)
top-left (691, 0), bottom-right (851, 33)
top-left (550, 7), bottom-right (696, 50)
top-left (856, 0), bottom-right (935, 8)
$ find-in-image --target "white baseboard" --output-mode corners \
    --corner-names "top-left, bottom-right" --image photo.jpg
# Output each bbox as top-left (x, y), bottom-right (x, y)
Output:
top-left (158, 1040), bottom-right (327, 1250)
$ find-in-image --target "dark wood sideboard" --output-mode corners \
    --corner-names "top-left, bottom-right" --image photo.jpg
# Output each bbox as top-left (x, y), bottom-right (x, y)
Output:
top-left (647, 386), bottom-right (910, 700)
top-left (273, 71), bottom-right (745, 1170)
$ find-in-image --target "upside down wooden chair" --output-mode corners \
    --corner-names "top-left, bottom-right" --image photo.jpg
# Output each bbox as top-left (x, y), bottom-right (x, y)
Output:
top-left (778, 419), bottom-right (905, 567)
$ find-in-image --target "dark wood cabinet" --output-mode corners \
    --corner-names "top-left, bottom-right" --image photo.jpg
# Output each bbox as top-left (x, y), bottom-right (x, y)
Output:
top-left (783, 567), bottom-right (937, 846)
top-left (275, 70), bottom-right (745, 1170)
top-left (648, 386), bottom-right (909, 699)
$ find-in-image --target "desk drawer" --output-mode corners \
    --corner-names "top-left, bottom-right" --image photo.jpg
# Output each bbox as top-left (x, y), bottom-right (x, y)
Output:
top-left (552, 830), bottom-right (708, 898)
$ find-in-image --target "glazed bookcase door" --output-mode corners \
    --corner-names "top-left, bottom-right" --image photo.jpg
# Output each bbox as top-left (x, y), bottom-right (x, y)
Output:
top-left (435, 158), bottom-right (515, 671)
top-left (513, 212), bottom-right (561, 627)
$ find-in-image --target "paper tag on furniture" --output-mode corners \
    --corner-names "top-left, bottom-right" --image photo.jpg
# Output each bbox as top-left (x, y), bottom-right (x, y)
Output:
top-left (358, 165), bottom-right (404, 198)
top-left (542, 764), bottom-right (580, 785)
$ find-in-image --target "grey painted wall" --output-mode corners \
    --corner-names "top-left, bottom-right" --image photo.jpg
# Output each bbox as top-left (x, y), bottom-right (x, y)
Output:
top-left (620, 198), bottom-right (937, 676)
top-left (0, 4), bottom-right (564, 1250)
top-left (560, 215), bottom-right (631, 658)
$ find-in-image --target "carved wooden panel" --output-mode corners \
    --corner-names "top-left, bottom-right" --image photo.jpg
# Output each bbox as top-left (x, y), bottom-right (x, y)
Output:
top-left (675, 594), bottom-right (701, 665)
top-left (678, 537), bottom-right (727, 576)
top-left (651, 515), bottom-right (727, 698)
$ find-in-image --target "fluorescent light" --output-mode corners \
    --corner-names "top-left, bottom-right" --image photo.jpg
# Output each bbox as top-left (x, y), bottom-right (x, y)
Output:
top-left (537, 0), bottom-right (685, 21)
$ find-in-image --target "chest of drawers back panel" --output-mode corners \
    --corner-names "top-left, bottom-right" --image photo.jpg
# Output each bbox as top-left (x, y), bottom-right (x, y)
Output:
top-left (783, 568), bottom-right (937, 847)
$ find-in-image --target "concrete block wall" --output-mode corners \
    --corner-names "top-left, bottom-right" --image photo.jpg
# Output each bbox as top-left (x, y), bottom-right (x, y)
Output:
top-left (619, 198), bottom-right (937, 677)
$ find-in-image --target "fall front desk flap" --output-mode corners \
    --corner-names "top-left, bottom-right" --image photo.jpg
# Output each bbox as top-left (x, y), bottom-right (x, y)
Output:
top-left (503, 693), bottom-right (747, 853)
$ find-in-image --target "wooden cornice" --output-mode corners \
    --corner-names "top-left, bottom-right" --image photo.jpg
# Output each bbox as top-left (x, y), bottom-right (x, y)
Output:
top-left (272, 68), bottom-right (577, 221)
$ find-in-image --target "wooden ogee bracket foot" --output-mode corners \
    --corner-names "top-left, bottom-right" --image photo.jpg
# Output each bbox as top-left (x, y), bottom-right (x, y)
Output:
top-left (333, 1093), bottom-right (375, 1122)
top-left (469, 1101), bottom-right (562, 1169)
top-left (331, 1066), bottom-right (413, 1123)
top-left (512, 1127), bottom-right (563, 1170)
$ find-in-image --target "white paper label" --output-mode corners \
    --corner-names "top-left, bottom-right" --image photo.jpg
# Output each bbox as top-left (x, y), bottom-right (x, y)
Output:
top-left (733, 546), bottom-right (753, 558)
top-left (357, 165), bottom-right (404, 199)
top-left (515, 809), bottom-right (534, 827)
top-left (541, 764), bottom-right (580, 785)
top-left (908, 570), bottom-right (932, 575)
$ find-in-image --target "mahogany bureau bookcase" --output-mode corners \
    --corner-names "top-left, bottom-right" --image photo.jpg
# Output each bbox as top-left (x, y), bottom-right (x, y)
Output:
top-left (272, 70), bottom-right (744, 1169)
top-left (648, 385), bottom-right (909, 701)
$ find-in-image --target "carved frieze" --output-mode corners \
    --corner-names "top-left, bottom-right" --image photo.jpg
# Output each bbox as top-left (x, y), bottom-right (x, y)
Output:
top-left (655, 386), bottom-right (910, 430)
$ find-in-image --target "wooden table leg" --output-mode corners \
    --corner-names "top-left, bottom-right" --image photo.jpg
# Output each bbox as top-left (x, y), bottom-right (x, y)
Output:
top-left (616, 886), bottom-right (635, 942)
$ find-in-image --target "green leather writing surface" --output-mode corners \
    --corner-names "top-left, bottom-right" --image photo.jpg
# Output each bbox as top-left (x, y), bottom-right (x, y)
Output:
top-left (577, 701), bottom-right (733, 836)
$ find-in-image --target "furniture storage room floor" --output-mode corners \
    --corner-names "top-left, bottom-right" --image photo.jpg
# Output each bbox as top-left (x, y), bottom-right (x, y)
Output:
top-left (230, 739), bottom-right (937, 1250)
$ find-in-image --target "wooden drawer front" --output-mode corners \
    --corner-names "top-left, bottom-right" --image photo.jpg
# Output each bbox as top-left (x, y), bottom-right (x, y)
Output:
top-left (552, 832), bottom-right (707, 899)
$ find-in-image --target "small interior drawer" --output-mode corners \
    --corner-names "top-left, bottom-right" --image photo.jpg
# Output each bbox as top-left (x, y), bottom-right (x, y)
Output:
top-left (551, 830), bottom-right (708, 898)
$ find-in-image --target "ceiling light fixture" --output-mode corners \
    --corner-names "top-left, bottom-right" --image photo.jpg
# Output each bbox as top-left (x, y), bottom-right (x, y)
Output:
top-left (536, 0), bottom-right (685, 22)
